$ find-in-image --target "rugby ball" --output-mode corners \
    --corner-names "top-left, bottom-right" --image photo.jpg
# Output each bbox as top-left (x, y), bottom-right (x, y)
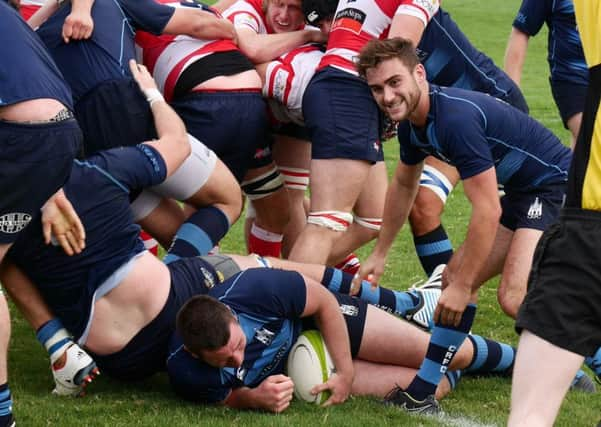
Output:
top-left (286, 330), bottom-right (335, 404)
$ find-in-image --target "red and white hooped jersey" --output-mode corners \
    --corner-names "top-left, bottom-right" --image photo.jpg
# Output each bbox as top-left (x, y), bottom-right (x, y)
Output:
top-left (264, 44), bottom-right (323, 125)
top-left (222, 0), bottom-right (271, 34)
top-left (135, 1), bottom-right (237, 101)
top-left (319, 0), bottom-right (439, 75)
top-left (19, 0), bottom-right (44, 20)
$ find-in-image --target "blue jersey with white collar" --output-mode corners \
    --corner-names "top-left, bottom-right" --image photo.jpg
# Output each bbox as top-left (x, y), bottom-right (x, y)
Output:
top-left (35, 0), bottom-right (175, 102)
top-left (512, 0), bottom-right (588, 85)
top-left (419, 8), bottom-right (524, 108)
top-left (0, 2), bottom-right (72, 108)
top-left (166, 268), bottom-right (306, 403)
top-left (7, 145), bottom-right (167, 339)
top-left (399, 85), bottom-right (571, 192)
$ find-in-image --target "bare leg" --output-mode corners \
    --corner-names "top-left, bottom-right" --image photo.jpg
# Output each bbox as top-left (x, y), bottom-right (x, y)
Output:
top-left (351, 359), bottom-right (451, 400)
top-left (289, 158), bottom-right (371, 264)
top-left (138, 198), bottom-right (186, 249)
top-left (497, 227), bottom-right (543, 319)
top-left (508, 330), bottom-right (582, 427)
top-left (272, 135), bottom-right (311, 258)
top-left (328, 161), bottom-right (387, 265)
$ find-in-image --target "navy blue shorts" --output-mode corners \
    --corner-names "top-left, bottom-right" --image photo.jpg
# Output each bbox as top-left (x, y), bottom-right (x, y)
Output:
top-left (550, 79), bottom-right (587, 128)
top-left (517, 209), bottom-right (601, 356)
top-left (171, 91), bottom-right (272, 182)
top-left (0, 118), bottom-right (81, 243)
top-left (303, 67), bottom-right (384, 162)
top-left (500, 184), bottom-right (565, 231)
top-left (90, 257), bottom-right (217, 380)
top-left (302, 293), bottom-right (367, 358)
top-left (75, 78), bottom-right (156, 156)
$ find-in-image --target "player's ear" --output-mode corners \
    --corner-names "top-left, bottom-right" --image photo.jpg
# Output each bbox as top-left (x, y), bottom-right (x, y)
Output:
top-left (414, 63), bottom-right (427, 84)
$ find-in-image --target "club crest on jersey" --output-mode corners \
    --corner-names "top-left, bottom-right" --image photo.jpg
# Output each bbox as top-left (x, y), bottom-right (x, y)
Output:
top-left (332, 8), bottom-right (366, 35)
top-left (0, 213), bottom-right (31, 234)
top-left (527, 197), bottom-right (543, 220)
top-left (236, 367), bottom-right (247, 381)
top-left (271, 68), bottom-right (290, 103)
top-left (254, 327), bottom-right (275, 345)
top-left (339, 304), bottom-right (359, 317)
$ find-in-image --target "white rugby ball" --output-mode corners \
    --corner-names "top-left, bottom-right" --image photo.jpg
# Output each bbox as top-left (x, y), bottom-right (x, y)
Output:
top-left (286, 330), bottom-right (335, 404)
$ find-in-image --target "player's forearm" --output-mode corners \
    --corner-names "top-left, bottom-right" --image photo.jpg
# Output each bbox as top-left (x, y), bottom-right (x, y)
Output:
top-left (237, 30), bottom-right (319, 64)
top-left (70, 0), bottom-right (94, 16)
top-left (28, 0), bottom-right (60, 29)
top-left (223, 387), bottom-right (263, 410)
top-left (504, 28), bottom-right (529, 86)
top-left (372, 163), bottom-right (420, 257)
top-left (165, 9), bottom-right (236, 41)
top-left (313, 293), bottom-right (354, 379)
top-left (451, 203), bottom-right (500, 290)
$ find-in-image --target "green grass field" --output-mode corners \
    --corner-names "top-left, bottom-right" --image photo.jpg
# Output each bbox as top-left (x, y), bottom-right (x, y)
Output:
top-left (6, 0), bottom-right (601, 425)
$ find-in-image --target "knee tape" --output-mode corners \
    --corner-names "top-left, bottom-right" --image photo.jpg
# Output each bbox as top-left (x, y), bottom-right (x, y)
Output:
top-left (130, 189), bottom-right (162, 221)
top-left (241, 166), bottom-right (284, 200)
top-left (278, 167), bottom-right (309, 191)
top-left (151, 134), bottom-right (217, 201)
top-left (307, 211), bottom-right (353, 232)
top-left (354, 216), bottom-right (382, 231)
top-left (419, 164), bottom-right (454, 204)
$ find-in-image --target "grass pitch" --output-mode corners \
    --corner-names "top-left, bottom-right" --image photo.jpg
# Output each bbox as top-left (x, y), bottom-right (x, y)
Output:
top-left (6, 0), bottom-right (600, 425)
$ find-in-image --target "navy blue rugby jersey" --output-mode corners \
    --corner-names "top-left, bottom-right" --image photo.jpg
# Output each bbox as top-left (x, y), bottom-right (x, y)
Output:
top-left (398, 85), bottom-right (571, 192)
top-left (0, 1), bottom-right (72, 108)
top-left (36, 0), bottom-right (175, 102)
top-left (7, 145), bottom-right (167, 339)
top-left (167, 268), bottom-right (307, 403)
top-left (513, 0), bottom-right (588, 85)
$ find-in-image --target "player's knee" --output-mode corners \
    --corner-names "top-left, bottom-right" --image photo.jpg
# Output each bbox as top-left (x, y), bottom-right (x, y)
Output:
top-left (497, 286), bottom-right (522, 319)
top-left (241, 166), bottom-right (284, 202)
top-left (410, 165), bottom-right (452, 232)
top-left (409, 191), bottom-right (445, 234)
top-left (353, 216), bottom-right (382, 240)
top-left (307, 210), bottom-right (354, 232)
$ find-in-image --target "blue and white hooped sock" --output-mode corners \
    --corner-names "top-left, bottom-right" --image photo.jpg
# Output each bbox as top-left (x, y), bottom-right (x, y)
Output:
top-left (36, 318), bottom-right (72, 365)
top-left (163, 207), bottom-right (230, 264)
top-left (465, 334), bottom-right (515, 376)
top-left (320, 267), bottom-right (420, 316)
top-left (406, 304), bottom-right (477, 401)
top-left (0, 383), bottom-right (12, 427)
top-left (414, 225), bottom-right (453, 276)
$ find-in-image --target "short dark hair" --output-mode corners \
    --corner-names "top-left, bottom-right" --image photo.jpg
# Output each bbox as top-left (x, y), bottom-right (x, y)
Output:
top-left (176, 295), bottom-right (235, 356)
top-left (356, 37), bottom-right (420, 78)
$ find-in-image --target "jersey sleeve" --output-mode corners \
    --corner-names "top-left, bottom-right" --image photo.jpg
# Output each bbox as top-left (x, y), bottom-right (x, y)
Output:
top-left (224, 269), bottom-right (307, 319)
top-left (439, 109), bottom-right (494, 180)
top-left (118, 0), bottom-right (176, 35)
top-left (395, 0), bottom-right (440, 27)
top-left (86, 145), bottom-right (168, 192)
top-left (512, 0), bottom-right (551, 36)
top-left (228, 10), bottom-right (261, 33)
top-left (166, 335), bottom-right (235, 404)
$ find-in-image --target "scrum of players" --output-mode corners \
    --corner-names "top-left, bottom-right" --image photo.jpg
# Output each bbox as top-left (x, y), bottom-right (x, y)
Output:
top-left (0, 0), bottom-right (598, 425)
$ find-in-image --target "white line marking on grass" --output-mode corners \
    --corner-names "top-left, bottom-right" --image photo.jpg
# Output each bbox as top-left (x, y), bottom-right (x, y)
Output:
top-left (431, 414), bottom-right (498, 427)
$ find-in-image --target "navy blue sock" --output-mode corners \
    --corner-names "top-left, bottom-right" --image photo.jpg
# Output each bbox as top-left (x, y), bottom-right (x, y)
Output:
top-left (465, 334), bottom-right (515, 377)
top-left (320, 267), bottom-right (420, 317)
top-left (164, 207), bottom-right (229, 264)
top-left (413, 225), bottom-right (453, 276)
top-left (0, 383), bottom-right (12, 427)
top-left (406, 304), bottom-right (476, 400)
